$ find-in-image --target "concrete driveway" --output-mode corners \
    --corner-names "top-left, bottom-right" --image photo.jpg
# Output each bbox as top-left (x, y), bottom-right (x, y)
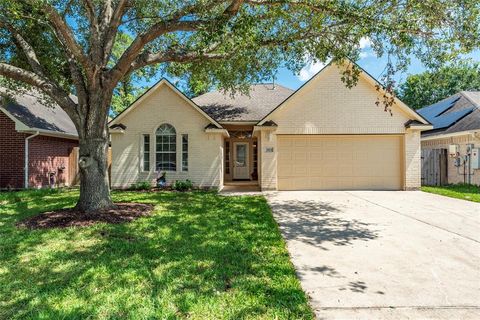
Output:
top-left (266, 191), bottom-right (480, 319)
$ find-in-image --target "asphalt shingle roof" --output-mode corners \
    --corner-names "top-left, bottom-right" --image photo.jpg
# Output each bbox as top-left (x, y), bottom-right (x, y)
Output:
top-left (192, 84), bottom-right (294, 122)
top-left (418, 91), bottom-right (480, 137)
top-left (0, 88), bottom-right (77, 137)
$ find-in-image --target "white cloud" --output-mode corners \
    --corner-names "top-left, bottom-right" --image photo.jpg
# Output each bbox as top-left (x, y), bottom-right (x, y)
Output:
top-left (297, 38), bottom-right (373, 81)
top-left (358, 37), bottom-right (376, 59)
top-left (360, 51), bottom-right (375, 59)
top-left (298, 59), bottom-right (328, 81)
top-left (359, 37), bottom-right (372, 49)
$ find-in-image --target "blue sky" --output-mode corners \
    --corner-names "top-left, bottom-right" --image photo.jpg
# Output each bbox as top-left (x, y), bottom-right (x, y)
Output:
top-left (274, 44), bottom-right (480, 90)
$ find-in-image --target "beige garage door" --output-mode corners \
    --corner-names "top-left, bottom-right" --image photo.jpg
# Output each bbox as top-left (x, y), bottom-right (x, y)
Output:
top-left (277, 135), bottom-right (403, 190)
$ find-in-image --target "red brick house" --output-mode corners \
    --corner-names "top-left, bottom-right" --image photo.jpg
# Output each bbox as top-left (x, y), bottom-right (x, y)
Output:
top-left (0, 89), bottom-right (78, 189)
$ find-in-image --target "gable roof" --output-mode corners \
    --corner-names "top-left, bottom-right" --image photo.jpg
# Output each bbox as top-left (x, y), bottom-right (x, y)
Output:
top-left (192, 84), bottom-right (293, 122)
top-left (418, 91), bottom-right (480, 137)
top-left (257, 60), bottom-right (430, 126)
top-left (0, 87), bottom-right (78, 139)
top-left (109, 78), bottom-right (222, 128)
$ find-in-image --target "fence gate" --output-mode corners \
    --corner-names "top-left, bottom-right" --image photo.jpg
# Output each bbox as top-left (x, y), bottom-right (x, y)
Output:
top-left (421, 149), bottom-right (447, 186)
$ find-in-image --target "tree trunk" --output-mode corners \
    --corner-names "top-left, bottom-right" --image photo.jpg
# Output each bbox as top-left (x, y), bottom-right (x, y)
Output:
top-left (75, 135), bottom-right (113, 211)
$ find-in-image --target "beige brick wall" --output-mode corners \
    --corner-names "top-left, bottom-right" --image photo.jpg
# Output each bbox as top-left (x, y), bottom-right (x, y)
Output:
top-left (111, 83), bottom-right (223, 189)
top-left (422, 134), bottom-right (480, 185)
top-left (269, 65), bottom-right (411, 134)
top-left (258, 64), bottom-right (423, 190)
top-left (405, 130), bottom-right (421, 190)
top-left (259, 130), bottom-right (277, 190)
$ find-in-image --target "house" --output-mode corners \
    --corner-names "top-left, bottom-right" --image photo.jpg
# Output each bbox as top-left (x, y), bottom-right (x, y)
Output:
top-left (109, 62), bottom-right (431, 191)
top-left (0, 89), bottom-right (79, 189)
top-left (418, 91), bottom-right (480, 185)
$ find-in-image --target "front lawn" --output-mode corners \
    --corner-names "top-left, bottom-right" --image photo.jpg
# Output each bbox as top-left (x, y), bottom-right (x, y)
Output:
top-left (421, 184), bottom-right (480, 203)
top-left (0, 189), bottom-right (313, 319)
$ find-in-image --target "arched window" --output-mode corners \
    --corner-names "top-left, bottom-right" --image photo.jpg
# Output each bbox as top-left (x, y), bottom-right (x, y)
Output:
top-left (156, 124), bottom-right (176, 171)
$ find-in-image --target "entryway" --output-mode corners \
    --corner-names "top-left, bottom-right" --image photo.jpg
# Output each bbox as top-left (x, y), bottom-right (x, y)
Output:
top-left (233, 142), bottom-right (249, 179)
top-left (223, 126), bottom-right (259, 184)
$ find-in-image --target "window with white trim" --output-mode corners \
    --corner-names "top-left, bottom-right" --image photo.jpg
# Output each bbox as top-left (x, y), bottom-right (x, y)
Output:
top-left (156, 124), bottom-right (176, 171)
top-left (143, 134), bottom-right (150, 171)
top-left (182, 134), bottom-right (188, 171)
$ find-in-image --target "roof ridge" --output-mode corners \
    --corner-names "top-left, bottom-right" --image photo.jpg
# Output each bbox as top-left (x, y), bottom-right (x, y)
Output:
top-left (459, 91), bottom-right (480, 109)
top-left (193, 83), bottom-right (294, 99)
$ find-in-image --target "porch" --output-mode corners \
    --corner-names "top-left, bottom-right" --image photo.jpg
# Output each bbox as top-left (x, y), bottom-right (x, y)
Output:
top-left (223, 124), bottom-right (259, 187)
top-left (222, 181), bottom-right (261, 192)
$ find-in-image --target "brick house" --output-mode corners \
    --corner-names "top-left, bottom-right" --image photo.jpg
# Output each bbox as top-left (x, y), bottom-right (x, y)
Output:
top-left (110, 61), bottom-right (431, 191)
top-left (0, 89), bottom-right (78, 189)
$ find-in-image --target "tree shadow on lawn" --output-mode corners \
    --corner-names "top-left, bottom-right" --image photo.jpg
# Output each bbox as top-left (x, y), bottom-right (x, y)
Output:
top-left (0, 189), bottom-right (77, 227)
top-left (0, 191), bottom-right (313, 319)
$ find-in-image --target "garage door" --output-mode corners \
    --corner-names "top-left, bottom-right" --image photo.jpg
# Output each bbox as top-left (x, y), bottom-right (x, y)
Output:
top-left (277, 135), bottom-right (403, 190)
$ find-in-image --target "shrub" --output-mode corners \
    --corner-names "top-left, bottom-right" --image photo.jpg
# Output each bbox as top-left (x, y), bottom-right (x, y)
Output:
top-left (129, 181), bottom-right (152, 191)
top-left (172, 179), bottom-right (193, 191)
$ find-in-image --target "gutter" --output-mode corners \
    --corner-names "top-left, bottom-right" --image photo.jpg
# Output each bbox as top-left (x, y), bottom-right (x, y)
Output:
top-left (18, 128), bottom-right (78, 140)
top-left (421, 130), bottom-right (480, 141)
top-left (24, 131), bottom-right (40, 189)
top-left (204, 128), bottom-right (230, 137)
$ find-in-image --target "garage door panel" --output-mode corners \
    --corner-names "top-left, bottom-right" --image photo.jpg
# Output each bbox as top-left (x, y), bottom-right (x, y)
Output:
top-left (293, 167), bottom-right (308, 176)
top-left (277, 135), bottom-right (402, 190)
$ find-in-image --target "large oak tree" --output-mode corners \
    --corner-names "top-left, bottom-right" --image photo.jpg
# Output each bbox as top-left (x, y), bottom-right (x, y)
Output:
top-left (0, 0), bottom-right (478, 211)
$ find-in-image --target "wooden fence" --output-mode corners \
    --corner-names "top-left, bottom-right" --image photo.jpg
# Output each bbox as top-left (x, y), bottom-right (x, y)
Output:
top-left (421, 149), bottom-right (447, 186)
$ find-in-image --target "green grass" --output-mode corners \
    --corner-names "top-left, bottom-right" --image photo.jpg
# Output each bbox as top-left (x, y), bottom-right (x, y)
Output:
top-left (0, 189), bottom-right (313, 320)
top-left (421, 184), bottom-right (480, 203)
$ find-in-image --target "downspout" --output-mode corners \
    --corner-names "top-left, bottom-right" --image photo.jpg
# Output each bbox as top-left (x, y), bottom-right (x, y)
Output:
top-left (24, 131), bottom-right (40, 189)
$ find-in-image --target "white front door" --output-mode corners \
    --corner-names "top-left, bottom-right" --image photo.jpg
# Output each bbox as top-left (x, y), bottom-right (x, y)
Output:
top-left (233, 142), bottom-right (250, 179)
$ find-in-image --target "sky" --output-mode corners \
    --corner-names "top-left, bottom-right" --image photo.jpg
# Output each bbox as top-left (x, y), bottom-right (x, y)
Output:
top-left (274, 41), bottom-right (480, 91)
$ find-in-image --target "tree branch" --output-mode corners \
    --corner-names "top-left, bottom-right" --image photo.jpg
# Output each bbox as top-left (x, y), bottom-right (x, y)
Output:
top-left (82, 0), bottom-right (97, 26)
top-left (109, 0), bottom-right (248, 84)
top-left (102, 0), bottom-right (129, 65)
top-left (0, 62), bottom-right (79, 122)
top-left (108, 19), bottom-right (205, 83)
top-left (39, 2), bottom-right (92, 77)
top-left (225, 0), bottom-right (245, 15)
top-left (132, 50), bottom-right (228, 70)
top-left (66, 55), bottom-right (89, 109)
top-left (0, 20), bottom-right (45, 77)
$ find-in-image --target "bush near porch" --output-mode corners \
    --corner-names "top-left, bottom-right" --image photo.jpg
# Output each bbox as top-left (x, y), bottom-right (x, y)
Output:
top-left (0, 189), bottom-right (313, 319)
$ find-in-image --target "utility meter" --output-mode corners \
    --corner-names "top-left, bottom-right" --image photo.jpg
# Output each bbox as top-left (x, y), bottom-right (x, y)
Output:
top-left (454, 157), bottom-right (462, 167)
top-left (472, 148), bottom-right (480, 170)
top-left (449, 144), bottom-right (459, 157)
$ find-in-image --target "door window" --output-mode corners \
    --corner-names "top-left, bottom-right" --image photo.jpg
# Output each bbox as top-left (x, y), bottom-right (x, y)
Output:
top-left (236, 144), bottom-right (247, 167)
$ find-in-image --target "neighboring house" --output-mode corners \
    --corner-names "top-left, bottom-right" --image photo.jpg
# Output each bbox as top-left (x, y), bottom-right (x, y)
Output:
top-left (0, 89), bottom-right (79, 189)
top-left (418, 91), bottom-right (480, 185)
top-left (109, 61), bottom-right (431, 191)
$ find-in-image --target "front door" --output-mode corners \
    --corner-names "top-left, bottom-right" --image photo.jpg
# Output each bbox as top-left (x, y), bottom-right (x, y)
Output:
top-left (233, 142), bottom-right (250, 179)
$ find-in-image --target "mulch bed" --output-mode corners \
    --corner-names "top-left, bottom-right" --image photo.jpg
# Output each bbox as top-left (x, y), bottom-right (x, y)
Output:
top-left (17, 203), bottom-right (154, 229)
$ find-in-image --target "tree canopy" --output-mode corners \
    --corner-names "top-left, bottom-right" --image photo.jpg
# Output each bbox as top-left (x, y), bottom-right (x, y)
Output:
top-left (109, 32), bottom-right (154, 115)
top-left (398, 61), bottom-right (480, 109)
top-left (0, 0), bottom-right (479, 211)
